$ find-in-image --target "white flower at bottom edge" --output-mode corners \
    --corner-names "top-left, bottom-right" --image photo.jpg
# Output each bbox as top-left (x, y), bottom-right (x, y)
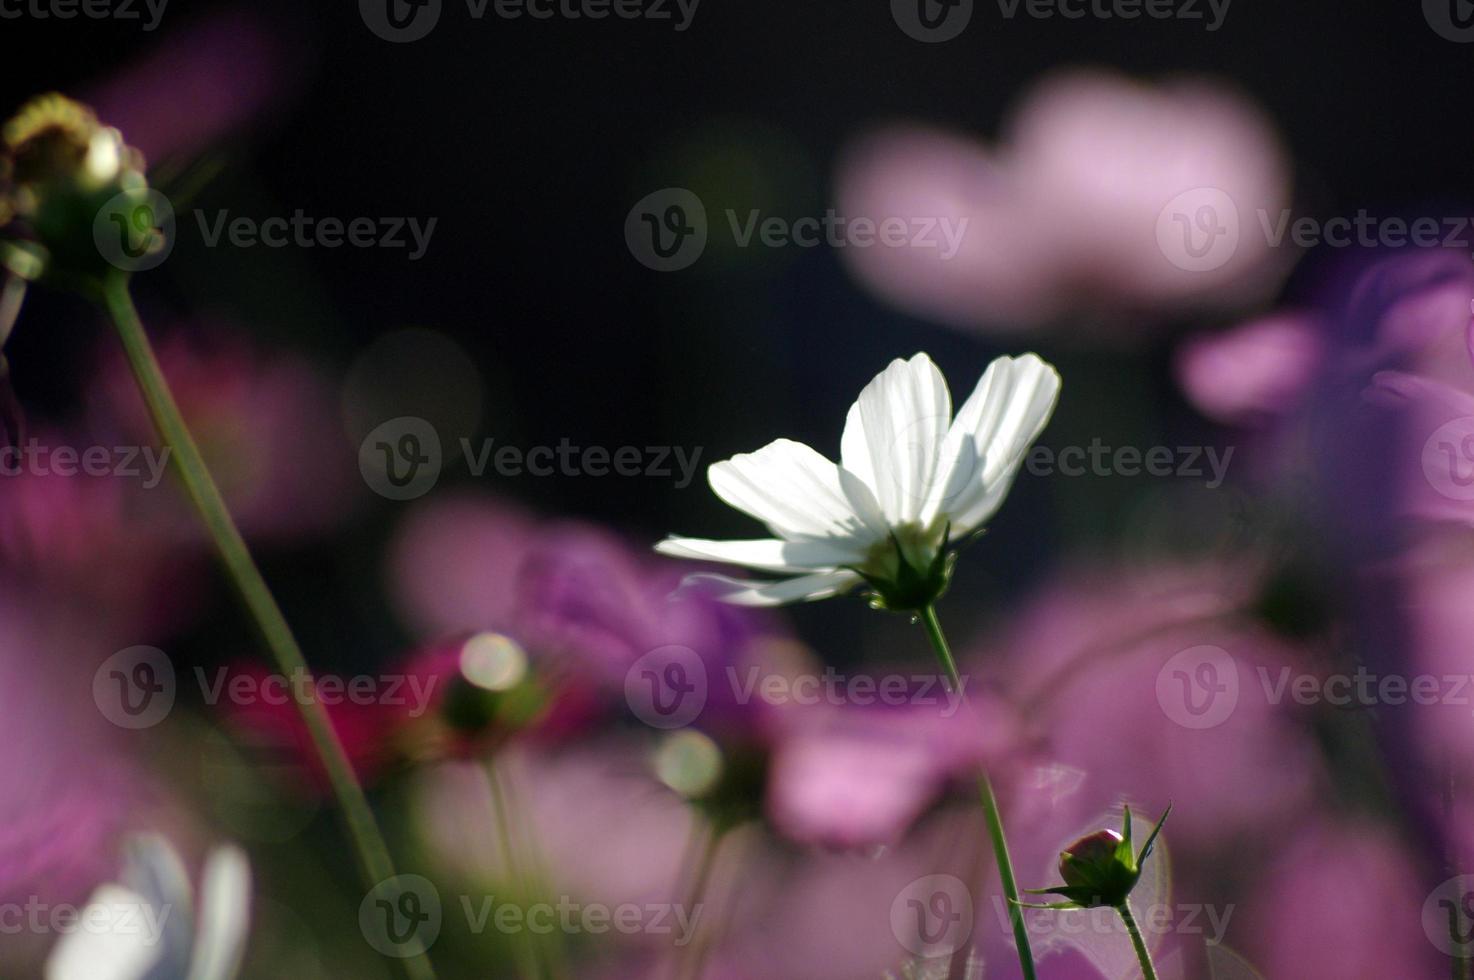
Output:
top-left (46, 836), bottom-right (251, 980)
top-left (656, 352), bottom-right (1061, 608)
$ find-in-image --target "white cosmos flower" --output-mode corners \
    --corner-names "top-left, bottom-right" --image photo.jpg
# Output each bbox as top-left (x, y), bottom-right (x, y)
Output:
top-left (46, 836), bottom-right (251, 980)
top-left (656, 352), bottom-right (1061, 608)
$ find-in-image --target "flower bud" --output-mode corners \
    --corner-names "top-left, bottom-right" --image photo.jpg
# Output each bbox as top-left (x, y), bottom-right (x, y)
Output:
top-left (1, 94), bottom-right (151, 279)
top-left (1020, 804), bottom-right (1172, 911)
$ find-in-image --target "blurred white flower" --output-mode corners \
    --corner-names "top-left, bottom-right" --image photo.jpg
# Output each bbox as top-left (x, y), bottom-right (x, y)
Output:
top-left (46, 836), bottom-right (251, 980)
top-left (657, 353), bottom-right (1059, 607)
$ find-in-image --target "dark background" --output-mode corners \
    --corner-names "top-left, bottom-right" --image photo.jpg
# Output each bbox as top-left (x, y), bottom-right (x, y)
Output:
top-left (3, 0), bottom-right (1469, 659)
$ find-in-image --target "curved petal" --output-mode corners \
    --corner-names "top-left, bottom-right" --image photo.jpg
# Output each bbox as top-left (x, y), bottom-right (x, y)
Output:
top-left (655, 536), bottom-right (865, 573)
top-left (708, 439), bottom-right (881, 542)
top-left (187, 846), bottom-right (251, 980)
top-left (925, 353), bottom-right (1060, 532)
top-left (840, 353), bottom-right (952, 526)
top-left (45, 886), bottom-right (166, 980)
top-left (673, 570), bottom-right (863, 607)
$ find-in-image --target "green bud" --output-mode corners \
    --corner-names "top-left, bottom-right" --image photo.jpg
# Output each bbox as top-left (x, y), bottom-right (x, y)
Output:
top-left (1020, 804), bottom-right (1172, 911)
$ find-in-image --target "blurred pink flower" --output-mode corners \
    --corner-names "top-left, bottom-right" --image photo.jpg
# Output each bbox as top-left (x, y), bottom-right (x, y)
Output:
top-left (837, 70), bottom-right (1291, 334)
top-left (982, 561), bottom-right (1321, 854)
top-left (764, 689), bottom-right (1018, 848)
top-left (87, 7), bottom-right (293, 164)
top-left (88, 329), bottom-right (354, 542)
top-left (0, 430), bottom-right (203, 639)
top-left (1175, 313), bottom-right (1324, 426)
top-left (1242, 819), bottom-right (1441, 979)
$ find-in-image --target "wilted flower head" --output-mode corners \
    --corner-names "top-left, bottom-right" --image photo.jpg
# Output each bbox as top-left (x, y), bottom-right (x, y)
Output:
top-left (658, 352), bottom-right (1060, 609)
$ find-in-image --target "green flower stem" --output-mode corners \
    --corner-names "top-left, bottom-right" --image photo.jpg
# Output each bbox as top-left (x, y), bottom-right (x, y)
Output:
top-left (918, 605), bottom-right (1037, 980)
top-left (487, 760), bottom-right (543, 980)
top-left (99, 272), bottom-right (435, 980)
top-left (1117, 901), bottom-right (1159, 980)
top-left (673, 820), bottom-right (725, 980)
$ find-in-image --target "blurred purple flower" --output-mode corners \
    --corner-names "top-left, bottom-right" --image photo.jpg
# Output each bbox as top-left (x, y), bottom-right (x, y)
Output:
top-left (88, 329), bottom-right (354, 542)
top-left (981, 561), bottom-right (1321, 856)
top-left (1175, 313), bottom-right (1324, 426)
top-left (837, 70), bottom-right (1291, 335)
top-left (1241, 819), bottom-right (1441, 978)
top-left (764, 688), bottom-right (1018, 848)
top-left (86, 8), bottom-right (293, 165)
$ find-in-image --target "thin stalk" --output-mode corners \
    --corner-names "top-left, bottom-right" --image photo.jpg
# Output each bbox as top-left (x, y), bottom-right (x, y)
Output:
top-left (672, 820), bottom-right (724, 980)
top-left (1117, 902), bottom-right (1158, 980)
top-left (99, 273), bottom-right (435, 980)
top-left (486, 760), bottom-right (542, 980)
top-left (918, 604), bottom-right (1037, 980)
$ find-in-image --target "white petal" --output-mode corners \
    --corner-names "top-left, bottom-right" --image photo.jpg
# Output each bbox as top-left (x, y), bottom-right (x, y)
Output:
top-left (840, 353), bottom-right (951, 526)
top-left (674, 570), bottom-right (863, 606)
top-left (187, 846), bottom-right (251, 980)
top-left (708, 439), bottom-right (881, 542)
top-left (924, 354), bottom-right (1060, 531)
top-left (655, 536), bottom-right (864, 573)
top-left (45, 886), bottom-right (165, 980)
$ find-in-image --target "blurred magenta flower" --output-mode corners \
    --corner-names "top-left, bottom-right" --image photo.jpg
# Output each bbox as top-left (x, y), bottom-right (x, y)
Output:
top-left (88, 329), bottom-right (354, 542)
top-left (837, 70), bottom-right (1291, 334)
top-left (0, 599), bottom-right (146, 923)
top-left (1241, 819), bottom-right (1441, 978)
top-left (764, 688), bottom-right (1017, 848)
top-left (1175, 313), bottom-right (1324, 426)
top-left (86, 8), bottom-right (292, 165)
top-left (0, 430), bottom-right (202, 638)
top-left (982, 561), bottom-right (1321, 854)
